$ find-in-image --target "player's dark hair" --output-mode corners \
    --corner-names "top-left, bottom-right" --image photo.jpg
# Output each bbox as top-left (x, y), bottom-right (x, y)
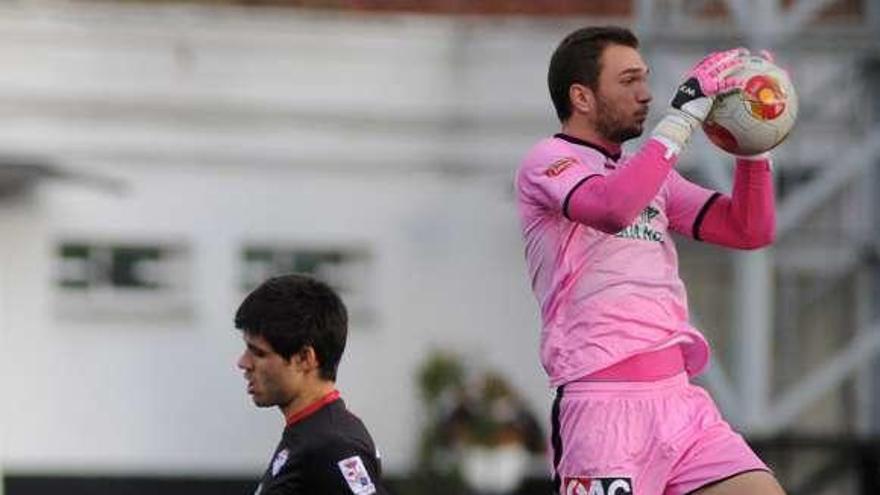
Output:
top-left (235, 273), bottom-right (347, 381)
top-left (548, 25), bottom-right (640, 122)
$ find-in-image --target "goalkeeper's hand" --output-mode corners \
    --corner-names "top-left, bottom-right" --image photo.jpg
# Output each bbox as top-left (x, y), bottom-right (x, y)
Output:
top-left (672, 48), bottom-right (748, 122)
top-left (653, 48), bottom-right (749, 156)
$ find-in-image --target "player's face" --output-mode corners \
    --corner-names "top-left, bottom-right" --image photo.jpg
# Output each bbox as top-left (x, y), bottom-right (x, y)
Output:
top-left (592, 44), bottom-right (652, 143)
top-left (237, 333), bottom-right (301, 408)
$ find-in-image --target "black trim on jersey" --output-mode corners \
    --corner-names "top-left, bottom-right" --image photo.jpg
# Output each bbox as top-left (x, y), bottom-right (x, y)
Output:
top-left (562, 174), bottom-right (602, 220)
top-left (692, 192), bottom-right (722, 241)
top-left (551, 385), bottom-right (565, 495)
top-left (685, 468), bottom-right (770, 495)
top-left (554, 133), bottom-right (622, 161)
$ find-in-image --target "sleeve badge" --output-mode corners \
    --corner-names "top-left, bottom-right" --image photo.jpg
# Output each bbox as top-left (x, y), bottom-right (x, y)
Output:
top-left (545, 157), bottom-right (576, 177)
top-left (337, 455), bottom-right (377, 495)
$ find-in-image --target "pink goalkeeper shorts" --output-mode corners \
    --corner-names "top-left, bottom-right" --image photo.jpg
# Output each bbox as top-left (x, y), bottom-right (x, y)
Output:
top-left (551, 372), bottom-right (769, 495)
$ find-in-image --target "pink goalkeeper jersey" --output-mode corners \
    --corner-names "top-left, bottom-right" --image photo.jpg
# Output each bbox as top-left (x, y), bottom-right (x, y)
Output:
top-left (516, 134), bottom-right (716, 387)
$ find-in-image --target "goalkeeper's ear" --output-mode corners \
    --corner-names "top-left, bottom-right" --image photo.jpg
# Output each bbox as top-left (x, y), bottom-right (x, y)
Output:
top-left (569, 83), bottom-right (596, 117)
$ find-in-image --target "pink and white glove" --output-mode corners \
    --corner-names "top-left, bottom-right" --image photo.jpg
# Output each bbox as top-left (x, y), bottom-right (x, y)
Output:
top-left (653, 48), bottom-right (749, 157)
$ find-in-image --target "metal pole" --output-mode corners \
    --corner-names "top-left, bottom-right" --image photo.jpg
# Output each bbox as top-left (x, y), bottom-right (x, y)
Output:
top-left (856, 266), bottom-right (873, 434)
top-left (634, 0), bottom-right (657, 39)
top-left (0, 210), bottom-right (6, 495)
top-left (721, 0), bottom-right (778, 435)
top-left (732, 249), bottom-right (774, 432)
top-left (856, 53), bottom-right (880, 433)
top-left (779, 0), bottom-right (840, 40)
top-left (868, 0), bottom-right (880, 34)
top-left (866, 55), bottom-right (880, 434)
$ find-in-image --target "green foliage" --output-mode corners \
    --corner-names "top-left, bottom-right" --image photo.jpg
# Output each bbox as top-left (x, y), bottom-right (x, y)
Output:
top-left (412, 348), bottom-right (545, 492)
top-left (417, 350), bottom-right (465, 407)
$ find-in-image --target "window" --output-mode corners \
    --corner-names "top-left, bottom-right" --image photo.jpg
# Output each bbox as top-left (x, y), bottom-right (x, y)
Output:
top-left (53, 241), bottom-right (192, 321)
top-left (241, 245), bottom-right (375, 327)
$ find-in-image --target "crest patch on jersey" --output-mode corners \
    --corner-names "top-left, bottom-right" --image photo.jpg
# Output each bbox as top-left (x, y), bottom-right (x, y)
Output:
top-left (337, 455), bottom-right (377, 495)
top-left (545, 157), bottom-right (576, 177)
top-left (271, 448), bottom-right (289, 476)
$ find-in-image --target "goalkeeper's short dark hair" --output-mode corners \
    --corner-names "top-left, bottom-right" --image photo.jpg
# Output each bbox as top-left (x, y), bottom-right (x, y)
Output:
top-left (548, 25), bottom-right (640, 122)
top-left (235, 273), bottom-right (348, 381)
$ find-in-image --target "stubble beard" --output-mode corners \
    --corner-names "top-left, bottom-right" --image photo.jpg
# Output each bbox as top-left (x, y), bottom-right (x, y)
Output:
top-left (595, 95), bottom-right (644, 144)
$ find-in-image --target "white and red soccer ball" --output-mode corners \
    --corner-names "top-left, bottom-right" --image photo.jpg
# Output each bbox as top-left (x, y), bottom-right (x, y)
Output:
top-left (703, 55), bottom-right (798, 156)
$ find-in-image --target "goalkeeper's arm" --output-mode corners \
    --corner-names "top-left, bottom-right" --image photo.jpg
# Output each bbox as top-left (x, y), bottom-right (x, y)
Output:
top-left (566, 48), bottom-right (748, 233)
top-left (694, 155), bottom-right (776, 249)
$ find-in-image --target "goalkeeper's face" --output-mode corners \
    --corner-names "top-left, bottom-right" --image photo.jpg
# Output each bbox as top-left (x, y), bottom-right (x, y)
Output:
top-left (592, 44), bottom-right (652, 143)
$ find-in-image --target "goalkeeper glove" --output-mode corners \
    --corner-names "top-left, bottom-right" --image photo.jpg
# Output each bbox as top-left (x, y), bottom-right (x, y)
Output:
top-left (653, 48), bottom-right (749, 156)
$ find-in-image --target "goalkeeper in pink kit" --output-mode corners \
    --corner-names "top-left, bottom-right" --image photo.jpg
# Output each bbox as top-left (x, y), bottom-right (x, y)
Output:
top-left (516, 26), bottom-right (787, 495)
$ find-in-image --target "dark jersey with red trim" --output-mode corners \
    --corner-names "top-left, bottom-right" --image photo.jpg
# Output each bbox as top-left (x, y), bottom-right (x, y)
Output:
top-left (254, 396), bottom-right (387, 495)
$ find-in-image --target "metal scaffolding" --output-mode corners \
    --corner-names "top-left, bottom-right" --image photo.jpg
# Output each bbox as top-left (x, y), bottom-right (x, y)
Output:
top-left (638, 0), bottom-right (880, 437)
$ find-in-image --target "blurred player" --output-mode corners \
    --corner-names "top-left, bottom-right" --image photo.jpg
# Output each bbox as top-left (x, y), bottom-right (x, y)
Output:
top-left (236, 273), bottom-right (388, 495)
top-left (515, 26), bottom-right (786, 495)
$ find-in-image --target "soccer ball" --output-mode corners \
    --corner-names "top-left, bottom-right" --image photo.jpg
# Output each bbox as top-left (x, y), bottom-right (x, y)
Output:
top-left (702, 55), bottom-right (798, 156)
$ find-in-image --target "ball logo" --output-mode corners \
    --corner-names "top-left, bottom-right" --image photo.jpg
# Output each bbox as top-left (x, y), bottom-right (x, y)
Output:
top-left (743, 74), bottom-right (786, 121)
top-left (563, 477), bottom-right (633, 495)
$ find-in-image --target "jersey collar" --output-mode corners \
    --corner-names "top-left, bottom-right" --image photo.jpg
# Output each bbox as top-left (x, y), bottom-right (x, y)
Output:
top-left (285, 389), bottom-right (341, 426)
top-left (554, 133), bottom-right (622, 161)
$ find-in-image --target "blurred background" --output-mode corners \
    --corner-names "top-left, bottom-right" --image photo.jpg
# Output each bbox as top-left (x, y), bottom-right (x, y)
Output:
top-left (0, 0), bottom-right (877, 494)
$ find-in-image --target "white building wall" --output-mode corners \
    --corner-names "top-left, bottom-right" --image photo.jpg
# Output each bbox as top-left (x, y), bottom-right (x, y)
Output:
top-left (0, 1), bottom-right (560, 476)
top-left (2, 164), bottom-right (545, 476)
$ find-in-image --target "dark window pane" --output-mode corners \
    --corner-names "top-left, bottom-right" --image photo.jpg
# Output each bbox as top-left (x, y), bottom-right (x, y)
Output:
top-left (111, 246), bottom-right (161, 289)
